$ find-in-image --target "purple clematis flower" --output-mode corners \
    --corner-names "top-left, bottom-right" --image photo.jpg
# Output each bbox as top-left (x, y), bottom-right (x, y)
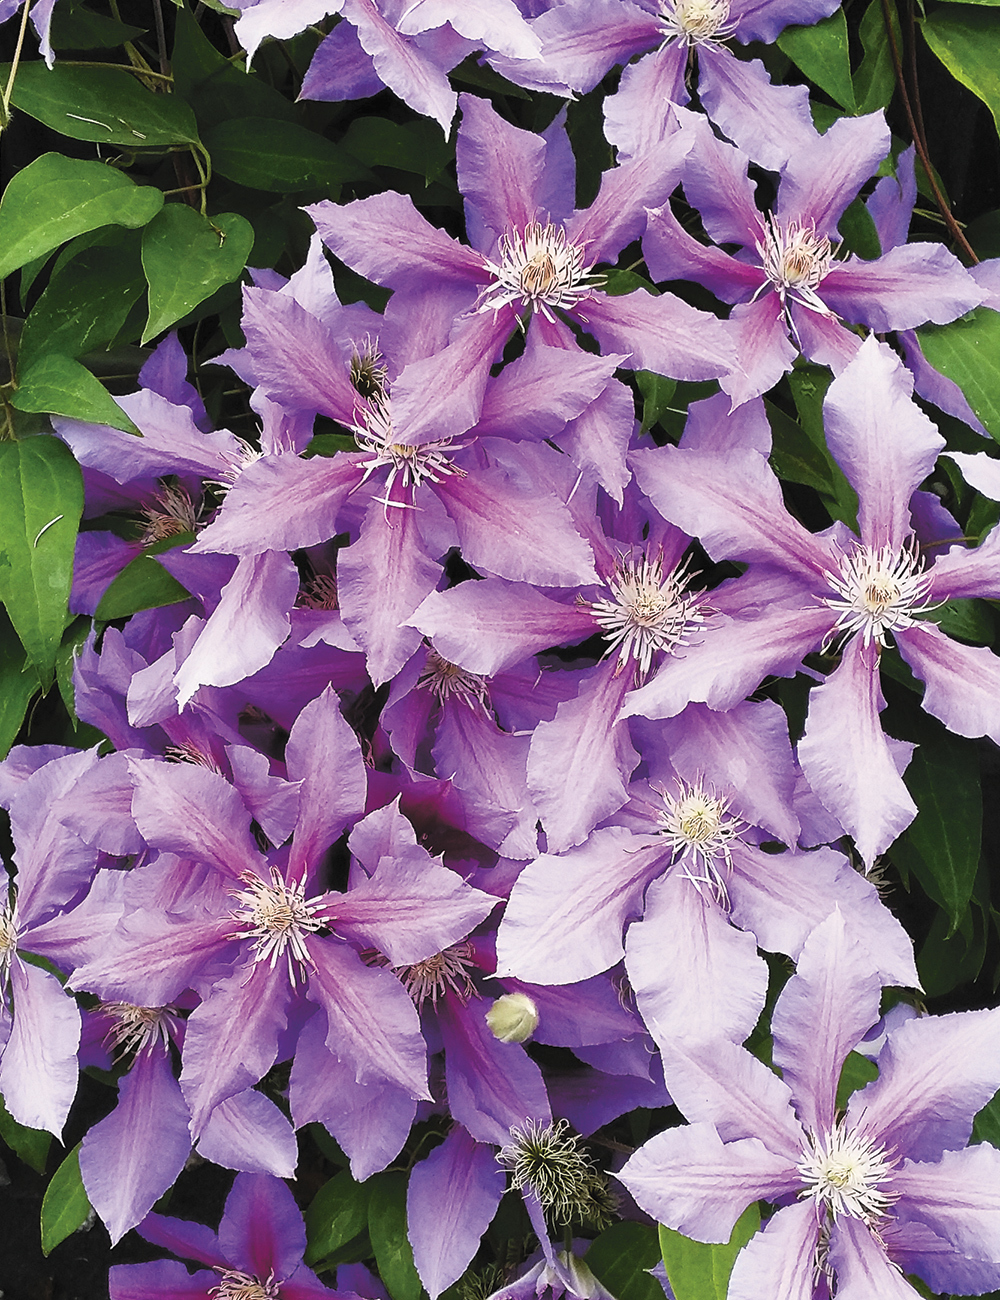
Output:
top-left (496, 698), bottom-right (918, 1052)
top-left (109, 1171), bottom-right (351, 1298)
top-left (642, 116), bottom-right (985, 406)
top-left (627, 336), bottom-right (1000, 863)
top-left (308, 93), bottom-right (737, 444)
top-left (617, 909), bottom-right (1000, 1299)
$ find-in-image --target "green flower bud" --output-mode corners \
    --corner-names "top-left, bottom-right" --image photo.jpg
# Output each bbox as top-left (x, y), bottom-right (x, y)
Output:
top-left (485, 992), bottom-right (539, 1043)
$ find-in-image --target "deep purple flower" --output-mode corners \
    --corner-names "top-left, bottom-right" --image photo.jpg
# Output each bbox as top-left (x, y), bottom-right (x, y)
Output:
top-left (618, 910), bottom-right (1000, 1298)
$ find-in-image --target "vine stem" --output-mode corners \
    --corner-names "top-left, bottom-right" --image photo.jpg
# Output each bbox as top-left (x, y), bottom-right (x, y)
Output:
top-left (879, 0), bottom-right (979, 264)
top-left (0, 0), bottom-right (34, 127)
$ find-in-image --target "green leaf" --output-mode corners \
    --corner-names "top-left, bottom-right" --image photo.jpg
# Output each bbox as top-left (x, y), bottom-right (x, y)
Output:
top-left (917, 894), bottom-right (988, 996)
top-left (55, 616), bottom-right (93, 725)
top-left (0, 1089), bottom-right (51, 1172)
top-left (340, 117), bottom-right (453, 183)
top-left (41, 1143), bottom-right (91, 1255)
top-left (919, 307), bottom-right (1000, 442)
top-left (602, 270), bottom-right (658, 297)
top-left (891, 723), bottom-right (981, 930)
top-left (171, 5), bottom-right (295, 125)
top-left (95, 533), bottom-right (194, 621)
top-left (0, 605), bottom-right (40, 758)
top-left (659, 1202), bottom-right (760, 1300)
top-left (203, 118), bottom-right (373, 192)
top-left (765, 399), bottom-right (835, 493)
top-left (0, 435), bottom-right (84, 685)
top-left (837, 198), bottom-right (882, 260)
top-left (973, 1086), bottom-right (1000, 1147)
top-left (586, 1222), bottom-right (662, 1300)
top-left (305, 433), bottom-right (358, 458)
top-left (141, 207), bottom-right (253, 342)
top-left (787, 365), bottom-right (859, 528)
top-left (778, 9), bottom-right (856, 111)
top-left (0, 153), bottom-right (163, 283)
top-left (50, 2), bottom-right (146, 48)
top-left (921, 6), bottom-right (1000, 136)
top-left (854, 0), bottom-right (901, 115)
top-left (368, 1170), bottom-right (422, 1300)
top-left (305, 1168), bottom-right (372, 1267)
top-left (835, 1051), bottom-right (879, 1111)
top-left (448, 53), bottom-right (532, 99)
top-left (18, 235), bottom-right (145, 372)
top-left (932, 596), bottom-right (996, 645)
top-left (13, 354), bottom-right (140, 435)
top-left (635, 370), bottom-right (677, 434)
top-left (4, 63), bottom-right (200, 147)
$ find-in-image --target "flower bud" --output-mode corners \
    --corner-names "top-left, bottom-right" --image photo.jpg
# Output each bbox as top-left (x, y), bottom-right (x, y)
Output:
top-left (485, 992), bottom-right (539, 1043)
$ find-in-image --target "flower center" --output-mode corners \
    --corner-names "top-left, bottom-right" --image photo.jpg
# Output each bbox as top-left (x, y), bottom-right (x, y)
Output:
top-left (798, 1123), bottom-right (896, 1223)
top-left (825, 541), bottom-right (934, 649)
top-left (417, 648), bottom-right (491, 710)
top-left (756, 217), bottom-right (835, 315)
top-left (228, 867), bottom-right (324, 982)
top-left (209, 1269), bottom-right (279, 1300)
top-left (480, 222), bottom-right (603, 321)
top-left (138, 485), bottom-right (199, 545)
top-left (350, 336), bottom-right (388, 400)
top-left (297, 573), bottom-right (339, 611)
top-left (353, 390), bottom-right (460, 508)
top-left (660, 0), bottom-right (733, 43)
top-left (0, 894), bottom-right (19, 984)
top-left (587, 553), bottom-right (706, 680)
top-left (658, 780), bottom-right (743, 907)
top-left (498, 1120), bottom-right (599, 1223)
top-left (102, 1002), bottom-right (178, 1059)
top-left (394, 940), bottom-right (478, 1009)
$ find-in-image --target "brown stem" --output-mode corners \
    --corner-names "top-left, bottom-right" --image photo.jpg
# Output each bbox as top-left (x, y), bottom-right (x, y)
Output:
top-left (879, 0), bottom-right (979, 264)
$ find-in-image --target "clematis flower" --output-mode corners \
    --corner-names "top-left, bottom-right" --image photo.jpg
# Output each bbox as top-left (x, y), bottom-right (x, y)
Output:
top-left (108, 1170), bottom-right (352, 1299)
top-left (617, 909), bottom-right (1000, 1298)
top-left (627, 336), bottom-right (1000, 863)
top-left (642, 116), bottom-right (985, 406)
top-left (496, 698), bottom-right (918, 1053)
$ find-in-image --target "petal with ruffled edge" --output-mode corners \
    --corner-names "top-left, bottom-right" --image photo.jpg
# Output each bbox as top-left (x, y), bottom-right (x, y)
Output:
top-left (770, 908), bottom-right (884, 1139)
top-left (341, 0), bottom-right (459, 131)
top-left (625, 871), bottom-right (768, 1050)
top-left (776, 112), bottom-right (891, 238)
top-left (496, 826), bottom-right (667, 984)
top-left (698, 49), bottom-right (818, 173)
top-left (199, 1086), bottom-right (297, 1177)
top-left (848, 1006), bottom-right (1000, 1163)
top-left (796, 638), bottom-right (917, 867)
top-left (821, 244), bottom-right (984, 332)
top-left (897, 621), bottom-right (1000, 744)
top-left (828, 1214), bottom-right (927, 1299)
top-left (0, 959), bottom-right (80, 1136)
top-left (617, 1123), bottom-right (800, 1243)
top-left (891, 1142), bottom-right (1000, 1263)
top-left (408, 1126), bottom-right (505, 1299)
top-left (456, 93), bottom-right (548, 240)
top-left (603, 45), bottom-right (689, 160)
top-left (580, 288), bottom-right (738, 383)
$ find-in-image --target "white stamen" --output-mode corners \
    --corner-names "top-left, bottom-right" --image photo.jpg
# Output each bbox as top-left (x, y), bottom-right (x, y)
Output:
top-left (587, 553), bottom-right (707, 680)
top-left (417, 648), bottom-right (491, 710)
top-left (659, 0), bottom-right (735, 44)
top-left (353, 389), bottom-right (462, 509)
top-left (394, 940), bottom-right (478, 1009)
top-left (0, 893), bottom-right (19, 984)
top-left (351, 335), bottom-right (389, 400)
top-left (212, 438), bottom-right (265, 491)
top-left (497, 1119), bottom-right (598, 1222)
top-left (479, 222), bottom-right (603, 322)
top-left (798, 1122), bottom-right (897, 1222)
top-left (138, 484), bottom-right (199, 545)
top-left (824, 540), bottom-right (935, 649)
top-left (228, 867), bottom-right (324, 984)
top-left (102, 1003), bottom-right (179, 1059)
top-left (756, 216), bottom-right (836, 317)
top-left (297, 573), bottom-right (340, 611)
top-left (209, 1268), bottom-right (280, 1300)
top-left (657, 779), bottom-right (743, 907)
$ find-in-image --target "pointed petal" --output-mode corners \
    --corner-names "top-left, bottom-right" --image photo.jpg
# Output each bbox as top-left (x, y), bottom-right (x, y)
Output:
top-left (892, 1143), bottom-right (1000, 1262)
top-left (109, 1260), bottom-right (217, 1298)
top-left (823, 243), bottom-right (984, 330)
top-left (776, 112), bottom-right (891, 238)
top-left (770, 909), bottom-right (883, 1137)
top-left (198, 1088), bottom-right (298, 1177)
top-left (457, 93), bottom-right (548, 237)
top-left (342, 0), bottom-right (458, 130)
top-left (823, 336), bottom-right (944, 552)
top-left (496, 827), bottom-right (665, 983)
top-left (618, 1123), bottom-right (800, 1243)
top-left (626, 872), bottom-right (768, 1048)
top-left (0, 960), bottom-right (79, 1136)
top-left (218, 1173), bottom-right (307, 1283)
top-left (80, 1047), bottom-right (191, 1244)
top-left (797, 639), bottom-right (917, 866)
top-left (699, 50), bottom-right (818, 172)
top-left (582, 289), bottom-right (737, 382)
top-left (727, 1202), bottom-right (820, 1300)
top-left (827, 1215), bottom-right (922, 1300)
top-left (603, 46), bottom-right (689, 159)
top-left (408, 1127), bottom-right (505, 1300)
top-left (720, 295), bottom-right (799, 407)
top-left (896, 622), bottom-right (1000, 744)
top-left (643, 202), bottom-right (762, 304)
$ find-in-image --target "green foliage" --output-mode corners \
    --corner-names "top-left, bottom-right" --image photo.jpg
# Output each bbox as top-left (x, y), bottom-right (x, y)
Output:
top-left (659, 1202), bottom-right (760, 1300)
top-left (919, 308), bottom-right (1000, 442)
top-left (835, 1051), bottom-right (879, 1111)
top-left (0, 604), bottom-right (41, 758)
top-left (635, 371), bottom-right (678, 434)
top-left (95, 533), bottom-right (194, 621)
top-left (0, 435), bottom-right (84, 687)
top-left (203, 118), bottom-right (374, 192)
top-left (0, 153), bottom-right (163, 283)
top-left (853, 0), bottom-right (901, 114)
top-left (40, 1142), bottom-right (91, 1256)
top-left (0, 1090), bottom-right (52, 1172)
top-left (586, 1222), bottom-right (663, 1300)
top-left (778, 9), bottom-right (855, 111)
top-left (4, 62), bottom-right (200, 147)
top-left (13, 354), bottom-right (140, 433)
top-left (787, 365), bottom-right (860, 527)
top-left (368, 1170), bottom-right (423, 1300)
top-left (305, 1167), bottom-right (373, 1268)
top-left (141, 206), bottom-right (254, 341)
top-left (921, 5), bottom-right (1000, 137)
